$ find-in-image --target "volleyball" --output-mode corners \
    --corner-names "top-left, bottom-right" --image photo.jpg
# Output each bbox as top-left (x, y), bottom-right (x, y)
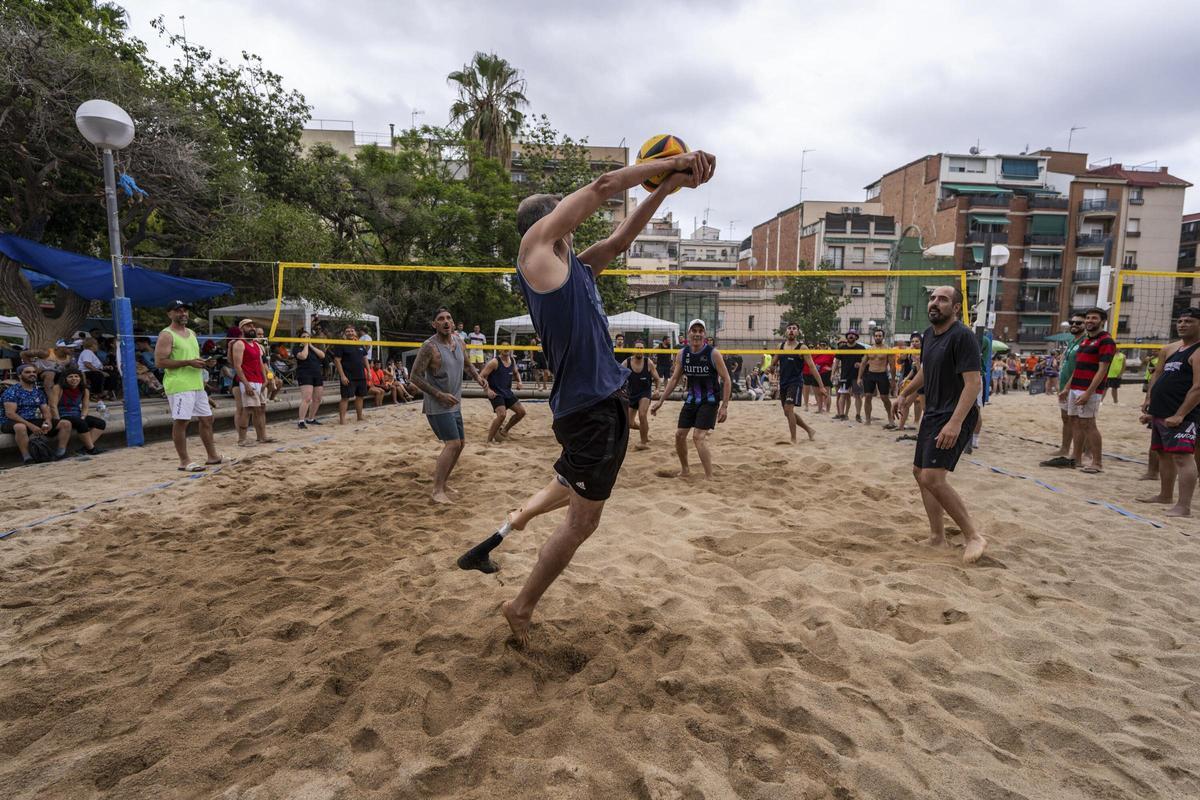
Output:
top-left (635, 134), bottom-right (689, 193)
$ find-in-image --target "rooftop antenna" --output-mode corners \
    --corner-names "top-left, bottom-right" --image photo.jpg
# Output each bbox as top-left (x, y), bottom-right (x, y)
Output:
top-left (179, 15), bottom-right (191, 70)
top-left (411, 108), bottom-right (425, 129)
top-left (729, 220), bottom-right (738, 239)
top-left (1068, 125), bottom-right (1086, 151)
top-left (798, 149), bottom-right (815, 203)
top-left (1131, 159), bottom-right (1158, 171)
top-left (968, 138), bottom-right (984, 155)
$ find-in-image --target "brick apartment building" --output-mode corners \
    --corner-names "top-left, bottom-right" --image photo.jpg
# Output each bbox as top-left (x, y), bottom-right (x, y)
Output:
top-left (865, 150), bottom-right (1190, 349)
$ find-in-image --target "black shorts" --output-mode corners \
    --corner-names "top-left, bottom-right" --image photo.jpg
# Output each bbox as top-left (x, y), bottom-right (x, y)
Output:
top-left (489, 393), bottom-right (520, 410)
top-left (1106, 377), bottom-right (1122, 389)
top-left (63, 415), bottom-right (106, 433)
top-left (340, 377), bottom-right (368, 399)
top-left (297, 372), bottom-right (323, 387)
top-left (820, 373), bottom-right (833, 388)
top-left (780, 382), bottom-right (803, 406)
top-left (802, 374), bottom-right (818, 387)
top-left (678, 402), bottom-right (719, 430)
top-left (628, 391), bottom-right (651, 408)
top-left (551, 391), bottom-right (629, 502)
top-left (1150, 417), bottom-right (1197, 454)
top-left (913, 408), bottom-right (978, 472)
top-left (863, 372), bottom-right (891, 396)
top-left (1, 417), bottom-right (45, 434)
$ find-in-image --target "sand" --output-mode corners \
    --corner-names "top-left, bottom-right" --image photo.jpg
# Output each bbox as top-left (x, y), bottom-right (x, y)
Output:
top-left (1, 392), bottom-right (1199, 799)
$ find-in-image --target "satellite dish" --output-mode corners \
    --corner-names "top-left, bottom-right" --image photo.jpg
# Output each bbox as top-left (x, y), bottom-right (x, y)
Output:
top-left (748, 256), bottom-right (758, 268)
top-left (968, 145), bottom-right (981, 155)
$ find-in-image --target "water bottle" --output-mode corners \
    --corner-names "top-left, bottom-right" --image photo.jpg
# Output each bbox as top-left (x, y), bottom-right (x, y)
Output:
top-left (96, 401), bottom-right (108, 422)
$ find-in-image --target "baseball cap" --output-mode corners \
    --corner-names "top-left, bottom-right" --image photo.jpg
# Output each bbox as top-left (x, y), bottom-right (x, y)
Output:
top-left (687, 318), bottom-right (707, 331)
top-left (847, 329), bottom-right (860, 335)
top-left (166, 300), bottom-right (191, 311)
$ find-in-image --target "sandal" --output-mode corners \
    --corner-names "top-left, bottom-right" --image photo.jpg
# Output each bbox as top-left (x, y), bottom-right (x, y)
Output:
top-left (205, 457), bottom-right (224, 465)
top-left (1080, 465), bottom-right (1103, 474)
top-left (177, 463), bottom-right (206, 472)
top-left (1039, 456), bottom-right (1075, 468)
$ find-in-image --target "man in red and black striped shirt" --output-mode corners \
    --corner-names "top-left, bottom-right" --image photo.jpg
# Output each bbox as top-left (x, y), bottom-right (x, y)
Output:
top-left (1060, 307), bottom-right (1116, 473)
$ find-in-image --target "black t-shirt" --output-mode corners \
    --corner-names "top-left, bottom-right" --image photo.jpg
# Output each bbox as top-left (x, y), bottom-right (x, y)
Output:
top-left (330, 343), bottom-right (369, 380)
top-left (835, 343), bottom-right (867, 381)
top-left (1148, 342), bottom-right (1200, 421)
top-left (920, 322), bottom-right (980, 416)
top-left (292, 343), bottom-right (325, 376)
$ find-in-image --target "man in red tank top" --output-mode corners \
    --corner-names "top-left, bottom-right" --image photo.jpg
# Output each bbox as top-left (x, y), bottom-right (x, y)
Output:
top-left (230, 318), bottom-right (274, 447)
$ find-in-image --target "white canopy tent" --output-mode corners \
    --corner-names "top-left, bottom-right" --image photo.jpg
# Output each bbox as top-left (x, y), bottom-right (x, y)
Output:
top-left (493, 310), bottom-right (679, 346)
top-left (923, 242), bottom-right (1010, 266)
top-left (0, 314), bottom-right (28, 346)
top-left (206, 298), bottom-right (380, 341)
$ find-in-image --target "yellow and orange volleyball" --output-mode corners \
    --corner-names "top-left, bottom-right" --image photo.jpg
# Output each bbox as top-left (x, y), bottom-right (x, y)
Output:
top-left (635, 134), bottom-right (689, 193)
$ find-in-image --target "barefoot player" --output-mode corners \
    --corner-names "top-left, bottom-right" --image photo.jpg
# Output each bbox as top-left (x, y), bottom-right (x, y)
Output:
top-left (651, 318), bottom-right (732, 478)
top-left (456, 148), bottom-right (716, 646)
top-left (895, 286), bottom-right (987, 564)
top-left (1137, 308), bottom-right (1200, 517)
top-left (771, 322), bottom-right (824, 443)
top-left (858, 327), bottom-right (896, 428)
top-left (624, 338), bottom-right (661, 449)
top-left (480, 349), bottom-right (527, 443)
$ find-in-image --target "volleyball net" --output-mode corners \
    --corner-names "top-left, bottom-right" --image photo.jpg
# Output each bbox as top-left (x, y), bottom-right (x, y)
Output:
top-left (1111, 270), bottom-right (1200, 349)
top-left (266, 262), bottom-right (973, 357)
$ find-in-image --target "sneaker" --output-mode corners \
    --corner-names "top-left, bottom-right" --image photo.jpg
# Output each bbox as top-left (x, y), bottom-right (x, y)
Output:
top-left (83, 446), bottom-right (103, 456)
top-left (308, 418), bottom-right (323, 426)
top-left (298, 420), bottom-right (308, 430)
top-left (855, 414), bottom-right (863, 423)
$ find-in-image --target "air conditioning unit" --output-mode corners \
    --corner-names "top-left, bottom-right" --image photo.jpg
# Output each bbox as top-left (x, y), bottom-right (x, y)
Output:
top-left (850, 286), bottom-right (864, 297)
top-left (841, 206), bottom-right (853, 214)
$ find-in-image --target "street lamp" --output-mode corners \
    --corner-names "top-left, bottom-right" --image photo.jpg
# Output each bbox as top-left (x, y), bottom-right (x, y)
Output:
top-left (75, 99), bottom-right (143, 447)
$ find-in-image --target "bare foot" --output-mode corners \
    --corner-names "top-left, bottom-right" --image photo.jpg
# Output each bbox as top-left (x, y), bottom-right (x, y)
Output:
top-left (806, 428), bottom-right (816, 441)
top-left (432, 490), bottom-right (452, 504)
top-left (962, 535), bottom-right (988, 564)
top-left (1137, 473), bottom-right (1160, 481)
top-left (1136, 494), bottom-right (1172, 504)
top-left (502, 600), bottom-right (530, 648)
top-left (924, 534), bottom-right (950, 548)
top-left (1165, 506), bottom-right (1192, 518)
top-left (634, 442), bottom-right (649, 451)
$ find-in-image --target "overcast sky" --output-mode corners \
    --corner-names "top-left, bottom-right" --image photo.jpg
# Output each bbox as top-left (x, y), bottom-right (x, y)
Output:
top-left (122, 0), bottom-right (1200, 242)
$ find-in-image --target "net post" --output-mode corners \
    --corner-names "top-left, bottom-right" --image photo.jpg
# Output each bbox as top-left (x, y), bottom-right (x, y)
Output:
top-left (1109, 269), bottom-right (1124, 342)
top-left (961, 271), bottom-right (972, 327)
top-left (269, 261), bottom-right (285, 339)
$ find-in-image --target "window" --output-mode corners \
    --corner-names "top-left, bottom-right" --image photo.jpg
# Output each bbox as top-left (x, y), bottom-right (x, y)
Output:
top-left (1000, 158), bottom-right (1039, 180)
top-left (849, 318), bottom-right (862, 332)
top-left (1126, 218), bottom-right (1140, 233)
top-left (1124, 250), bottom-right (1137, 268)
top-left (873, 247), bottom-right (890, 264)
top-left (900, 305), bottom-right (913, 321)
top-left (1121, 284), bottom-right (1135, 301)
top-left (948, 157), bottom-right (986, 173)
top-left (748, 314), bottom-right (755, 331)
top-left (827, 281), bottom-right (845, 296)
top-left (1117, 316), bottom-right (1130, 334)
top-left (1129, 187), bottom-right (1144, 204)
top-left (1076, 256), bottom-right (1102, 270)
top-left (825, 246), bottom-right (844, 267)
top-left (851, 247), bottom-right (866, 264)
top-left (1083, 188), bottom-right (1108, 202)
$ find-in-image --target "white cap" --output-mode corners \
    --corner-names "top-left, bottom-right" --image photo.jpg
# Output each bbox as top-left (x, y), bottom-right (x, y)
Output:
top-left (687, 318), bottom-right (706, 331)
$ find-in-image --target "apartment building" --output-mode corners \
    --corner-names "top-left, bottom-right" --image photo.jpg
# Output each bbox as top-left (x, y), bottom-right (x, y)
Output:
top-left (627, 212), bottom-right (681, 288)
top-left (746, 200), bottom-right (883, 271)
top-left (1177, 212), bottom-right (1200, 313)
top-left (866, 150), bottom-right (1191, 349)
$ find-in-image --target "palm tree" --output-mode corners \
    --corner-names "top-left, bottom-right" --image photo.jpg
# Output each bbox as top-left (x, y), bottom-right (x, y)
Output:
top-left (447, 52), bottom-right (528, 169)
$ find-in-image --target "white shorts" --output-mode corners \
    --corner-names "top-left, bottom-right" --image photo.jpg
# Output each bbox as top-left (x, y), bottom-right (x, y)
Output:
top-left (237, 381), bottom-right (265, 408)
top-left (1065, 389), bottom-right (1102, 418)
top-left (168, 389), bottom-right (212, 420)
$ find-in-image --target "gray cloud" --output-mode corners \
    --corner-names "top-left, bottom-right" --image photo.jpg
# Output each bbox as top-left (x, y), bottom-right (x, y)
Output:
top-left (123, 0), bottom-right (1200, 242)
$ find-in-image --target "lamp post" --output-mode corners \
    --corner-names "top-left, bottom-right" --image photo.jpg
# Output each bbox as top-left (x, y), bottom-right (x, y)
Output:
top-left (74, 99), bottom-right (143, 446)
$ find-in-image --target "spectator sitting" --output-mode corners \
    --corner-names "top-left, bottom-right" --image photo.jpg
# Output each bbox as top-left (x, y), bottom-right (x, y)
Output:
top-left (135, 359), bottom-right (164, 395)
top-left (77, 337), bottom-right (108, 400)
top-left (218, 358), bottom-right (236, 394)
top-left (2, 362), bottom-right (73, 463)
top-left (50, 367), bottom-right (105, 455)
top-left (386, 360), bottom-right (414, 402)
top-left (366, 363), bottom-right (388, 407)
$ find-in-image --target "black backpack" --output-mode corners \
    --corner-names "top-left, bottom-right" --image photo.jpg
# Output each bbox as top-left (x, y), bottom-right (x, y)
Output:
top-left (26, 435), bottom-right (54, 463)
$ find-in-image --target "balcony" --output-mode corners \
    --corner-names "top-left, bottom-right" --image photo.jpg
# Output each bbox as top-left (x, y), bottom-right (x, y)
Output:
top-left (964, 195), bottom-right (1011, 208)
top-left (1018, 299), bottom-right (1059, 312)
top-left (1029, 196), bottom-right (1069, 210)
top-left (1025, 233), bottom-right (1066, 246)
top-left (1016, 328), bottom-right (1053, 343)
top-left (1075, 233), bottom-right (1108, 250)
top-left (1121, 260), bottom-right (1138, 270)
top-left (1074, 268), bottom-right (1102, 282)
top-left (1079, 198), bottom-right (1119, 215)
top-left (966, 230), bottom-right (1009, 245)
top-left (1021, 266), bottom-right (1063, 280)
top-left (1125, 230), bottom-right (1141, 238)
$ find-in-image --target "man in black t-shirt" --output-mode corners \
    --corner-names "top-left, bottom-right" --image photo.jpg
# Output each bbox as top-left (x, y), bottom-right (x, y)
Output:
top-left (895, 286), bottom-right (987, 564)
top-left (330, 324), bottom-right (370, 424)
top-left (833, 330), bottom-right (867, 421)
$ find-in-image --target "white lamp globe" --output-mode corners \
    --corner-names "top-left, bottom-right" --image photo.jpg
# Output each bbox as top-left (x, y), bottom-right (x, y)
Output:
top-left (75, 99), bottom-right (135, 150)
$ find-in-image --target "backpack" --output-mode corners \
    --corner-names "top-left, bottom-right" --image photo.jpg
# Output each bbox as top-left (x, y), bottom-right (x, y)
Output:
top-left (26, 435), bottom-right (54, 463)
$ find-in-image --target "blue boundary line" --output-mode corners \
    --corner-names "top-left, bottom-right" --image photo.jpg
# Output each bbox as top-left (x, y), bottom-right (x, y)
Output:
top-left (0, 435), bottom-right (334, 541)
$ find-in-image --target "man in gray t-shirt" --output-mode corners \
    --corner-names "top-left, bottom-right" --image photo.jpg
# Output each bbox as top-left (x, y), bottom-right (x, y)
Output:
top-left (409, 307), bottom-right (488, 503)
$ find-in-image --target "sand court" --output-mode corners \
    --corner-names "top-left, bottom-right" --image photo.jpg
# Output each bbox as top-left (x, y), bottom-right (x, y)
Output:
top-left (2, 394), bottom-right (1198, 799)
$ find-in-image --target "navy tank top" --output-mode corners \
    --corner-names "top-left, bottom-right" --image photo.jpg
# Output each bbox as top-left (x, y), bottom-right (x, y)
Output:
top-left (681, 344), bottom-right (719, 405)
top-left (626, 356), bottom-right (652, 397)
top-left (777, 344), bottom-right (805, 389)
top-left (516, 249), bottom-right (628, 418)
top-left (487, 356), bottom-right (516, 397)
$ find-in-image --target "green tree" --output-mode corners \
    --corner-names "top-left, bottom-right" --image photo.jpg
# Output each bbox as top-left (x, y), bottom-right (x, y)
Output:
top-left (447, 52), bottom-right (527, 169)
top-left (775, 278), bottom-right (850, 342)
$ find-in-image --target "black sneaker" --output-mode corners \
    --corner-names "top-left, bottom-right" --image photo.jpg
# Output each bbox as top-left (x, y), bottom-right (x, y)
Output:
top-left (298, 421), bottom-right (308, 430)
top-left (83, 446), bottom-right (103, 456)
top-left (855, 414), bottom-right (863, 423)
top-left (308, 418), bottom-right (323, 426)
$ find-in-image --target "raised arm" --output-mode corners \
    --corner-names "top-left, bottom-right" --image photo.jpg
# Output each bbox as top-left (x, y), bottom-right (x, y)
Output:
top-left (579, 168), bottom-right (700, 274)
top-left (520, 151), bottom-right (715, 288)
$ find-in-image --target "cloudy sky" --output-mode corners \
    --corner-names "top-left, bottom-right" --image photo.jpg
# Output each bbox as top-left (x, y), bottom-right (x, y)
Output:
top-left (122, 0), bottom-right (1200, 242)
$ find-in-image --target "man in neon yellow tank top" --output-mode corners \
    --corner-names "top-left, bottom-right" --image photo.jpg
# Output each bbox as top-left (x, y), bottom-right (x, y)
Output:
top-left (154, 300), bottom-right (222, 471)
